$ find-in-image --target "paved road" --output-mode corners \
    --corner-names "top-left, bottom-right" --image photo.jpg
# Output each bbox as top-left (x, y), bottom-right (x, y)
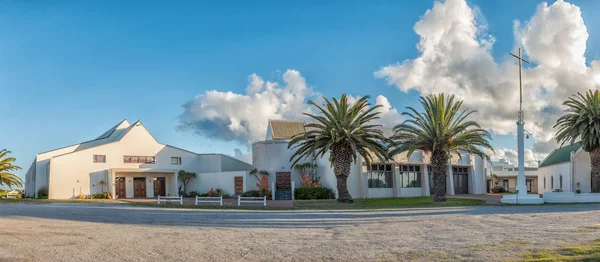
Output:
top-left (1, 203), bottom-right (600, 261)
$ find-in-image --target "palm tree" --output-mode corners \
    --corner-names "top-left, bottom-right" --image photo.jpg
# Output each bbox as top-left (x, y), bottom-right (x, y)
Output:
top-left (554, 90), bottom-right (600, 193)
top-left (389, 94), bottom-right (493, 202)
top-left (289, 95), bottom-right (389, 203)
top-left (0, 149), bottom-right (22, 189)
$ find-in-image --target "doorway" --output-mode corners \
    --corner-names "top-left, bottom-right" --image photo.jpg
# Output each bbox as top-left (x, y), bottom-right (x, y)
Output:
top-left (153, 177), bottom-right (166, 197)
top-left (133, 177), bottom-right (146, 198)
top-left (276, 172), bottom-right (291, 190)
top-left (234, 176), bottom-right (244, 194)
top-left (453, 167), bottom-right (469, 194)
top-left (526, 179), bottom-right (532, 192)
top-left (115, 177), bottom-right (126, 198)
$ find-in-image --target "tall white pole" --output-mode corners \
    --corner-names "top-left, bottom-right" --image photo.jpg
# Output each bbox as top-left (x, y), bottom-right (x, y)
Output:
top-left (516, 121), bottom-right (527, 194)
top-left (515, 48), bottom-right (527, 195)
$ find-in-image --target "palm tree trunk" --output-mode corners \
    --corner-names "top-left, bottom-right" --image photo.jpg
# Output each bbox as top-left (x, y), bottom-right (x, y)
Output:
top-left (332, 144), bottom-right (354, 203)
top-left (590, 147), bottom-right (600, 193)
top-left (431, 149), bottom-right (448, 202)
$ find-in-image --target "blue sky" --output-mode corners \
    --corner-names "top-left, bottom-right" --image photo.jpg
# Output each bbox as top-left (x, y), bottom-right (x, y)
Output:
top-left (2, 0), bottom-right (600, 183)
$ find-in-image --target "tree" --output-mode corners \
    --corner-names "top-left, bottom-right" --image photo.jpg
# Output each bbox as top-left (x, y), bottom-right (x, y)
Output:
top-left (389, 94), bottom-right (494, 202)
top-left (177, 170), bottom-right (197, 195)
top-left (294, 162), bottom-right (319, 187)
top-left (250, 168), bottom-right (269, 192)
top-left (0, 149), bottom-right (22, 189)
top-left (289, 95), bottom-right (389, 203)
top-left (554, 90), bottom-right (600, 192)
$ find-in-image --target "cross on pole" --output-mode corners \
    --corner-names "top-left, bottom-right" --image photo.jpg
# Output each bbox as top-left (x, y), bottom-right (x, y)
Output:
top-left (511, 48), bottom-right (529, 123)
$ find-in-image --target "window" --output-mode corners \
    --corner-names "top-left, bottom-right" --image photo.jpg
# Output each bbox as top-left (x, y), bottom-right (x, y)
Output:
top-left (368, 164), bottom-right (393, 188)
top-left (502, 180), bottom-right (509, 190)
top-left (124, 155), bottom-right (155, 164)
top-left (399, 165), bottom-right (421, 188)
top-left (93, 155), bottom-right (106, 163)
top-left (551, 176), bottom-right (554, 189)
top-left (559, 175), bottom-right (563, 189)
top-left (544, 177), bottom-right (546, 189)
top-left (171, 157), bottom-right (182, 165)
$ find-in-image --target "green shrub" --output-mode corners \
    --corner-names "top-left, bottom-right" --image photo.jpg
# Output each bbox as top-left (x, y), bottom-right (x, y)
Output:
top-left (91, 192), bottom-right (110, 199)
top-left (294, 187), bottom-right (334, 200)
top-left (37, 187), bottom-right (49, 199)
top-left (0, 190), bottom-right (7, 198)
top-left (491, 185), bottom-right (505, 193)
top-left (241, 189), bottom-right (272, 200)
top-left (188, 191), bottom-right (201, 197)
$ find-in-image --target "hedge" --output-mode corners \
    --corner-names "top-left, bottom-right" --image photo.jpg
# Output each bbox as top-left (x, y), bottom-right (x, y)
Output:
top-left (294, 187), bottom-right (334, 200)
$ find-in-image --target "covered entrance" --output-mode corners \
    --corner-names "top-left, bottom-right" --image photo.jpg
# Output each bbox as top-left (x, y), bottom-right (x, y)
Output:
top-left (453, 167), bottom-right (469, 194)
top-left (109, 168), bottom-right (178, 199)
top-left (133, 177), bottom-right (146, 198)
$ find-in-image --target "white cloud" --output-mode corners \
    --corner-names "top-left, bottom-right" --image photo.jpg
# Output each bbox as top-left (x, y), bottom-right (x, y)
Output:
top-left (375, 0), bottom-right (600, 157)
top-left (179, 70), bottom-right (402, 144)
top-left (491, 148), bottom-right (547, 167)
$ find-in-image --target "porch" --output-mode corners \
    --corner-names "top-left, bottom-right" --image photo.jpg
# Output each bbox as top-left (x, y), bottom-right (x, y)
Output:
top-left (108, 168), bottom-right (178, 199)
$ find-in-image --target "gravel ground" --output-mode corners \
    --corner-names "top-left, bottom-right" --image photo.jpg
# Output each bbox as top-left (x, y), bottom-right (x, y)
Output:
top-left (1, 202), bottom-right (600, 262)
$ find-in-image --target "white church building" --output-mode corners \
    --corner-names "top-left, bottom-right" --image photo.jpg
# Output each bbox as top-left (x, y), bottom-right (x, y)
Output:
top-left (537, 142), bottom-right (600, 203)
top-left (252, 120), bottom-right (492, 199)
top-left (24, 119), bottom-right (252, 199)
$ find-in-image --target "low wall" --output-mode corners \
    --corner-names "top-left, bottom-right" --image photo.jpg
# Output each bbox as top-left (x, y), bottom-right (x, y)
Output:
top-left (543, 192), bottom-right (600, 203)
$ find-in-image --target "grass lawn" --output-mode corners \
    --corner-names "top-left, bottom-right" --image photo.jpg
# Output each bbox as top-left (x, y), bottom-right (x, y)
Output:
top-left (0, 198), bottom-right (120, 204)
top-left (294, 197), bottom-right (485, 209)
top-left (0, 196), bottom-right (485, 210)
top-left (522, 238), bottom-right (600, 261)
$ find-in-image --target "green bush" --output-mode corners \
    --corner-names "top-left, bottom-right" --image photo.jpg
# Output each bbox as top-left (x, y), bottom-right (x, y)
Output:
top-left (491, 185), bottom-right (505, 193)
top-left (241, 189), bottom-right (272, 200)
top-left (37, 187), bottom-right (49, 199)
top-left (294, 187), bottom-right (334, 200)
top-left (91, 192), bottom-right (110, 199)
top-left (0, 190), bottom-right (7, 198)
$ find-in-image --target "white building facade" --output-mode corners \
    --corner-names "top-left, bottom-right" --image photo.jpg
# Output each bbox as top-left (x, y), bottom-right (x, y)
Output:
top-left (488, 159), bottom-right (539, 193)
top-left (24, 119), bottom-right (252, 199)
top-left (252, 120), bottom-right (491, 199)
top-left (538, 142), bottom-right (600, 203)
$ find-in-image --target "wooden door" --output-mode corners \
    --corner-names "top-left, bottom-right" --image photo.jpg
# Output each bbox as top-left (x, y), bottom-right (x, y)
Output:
top-left (276, 172), bottom-right (291, 190)
top-left (453, 167), bottom-right (469, 194)
top-left (154, 177), bottom-right (166, 197)
top-left (115, 177), bottom-right (126, 198)
top-left (234, 176), bottom-right (243, 194)
top-left (133, 177), bottom-right (146, 198)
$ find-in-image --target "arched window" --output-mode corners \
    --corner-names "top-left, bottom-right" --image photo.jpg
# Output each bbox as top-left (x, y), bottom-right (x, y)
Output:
top-left (544, 177), bottom-right (546, 189)
top-left (559, 174), bottom-right (563, 189)
top-left (551, 176), bottom-right (554, 189)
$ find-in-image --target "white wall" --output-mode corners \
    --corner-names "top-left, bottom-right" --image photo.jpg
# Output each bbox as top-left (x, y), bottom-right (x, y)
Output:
top-left (538, 162), bottom-right (571, 193)
top-left (573, 150), bottom-right (592, 193)
top-left (187, 171), bottom-right (249, 196)
top-left (543, 192), bottom-right (600, 203)
top-left (44, 123), bottom-right (250, 199)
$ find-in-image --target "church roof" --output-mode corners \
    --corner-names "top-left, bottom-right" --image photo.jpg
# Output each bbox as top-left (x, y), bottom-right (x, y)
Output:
top-left (539, 142), bottom-right (582, 168)
top-left (268, 120), bottom-right (306, 140)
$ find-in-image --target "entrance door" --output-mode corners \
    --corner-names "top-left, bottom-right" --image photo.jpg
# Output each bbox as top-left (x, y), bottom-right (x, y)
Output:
top-left (154, 177), bottom-right (166, 197)
top-left (234, 176), bottom-right (244, 194)
top-left (115, 177), bottom-right (126, 198)
top-left (526, 179), bottom-right (532, 192)
top-left (276, 172), bottom-right (291, 190)
top-left (133, 177), bottom-right (146, 198)
top-left (453, 167), bottom-right (469, 194)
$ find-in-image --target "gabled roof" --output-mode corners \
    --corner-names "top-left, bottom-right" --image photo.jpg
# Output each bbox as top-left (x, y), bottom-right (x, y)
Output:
top-left (268, 120), bottom-right (306, 140)
top-left (539, 142), bottom-right (582, 168)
